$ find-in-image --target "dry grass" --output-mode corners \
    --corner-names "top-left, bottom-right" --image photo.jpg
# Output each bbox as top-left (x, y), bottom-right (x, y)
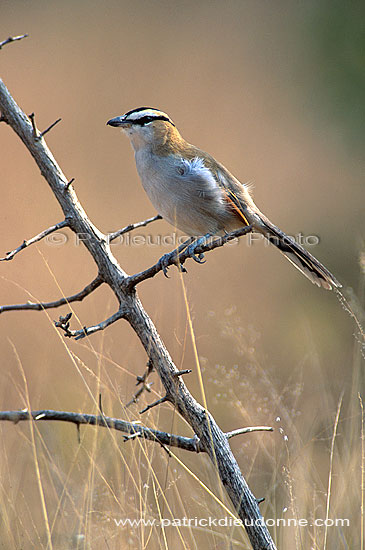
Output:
top-left (1, 2), bottom-right (364, 548)
top-left (0, 286), bottom-right (363, 549)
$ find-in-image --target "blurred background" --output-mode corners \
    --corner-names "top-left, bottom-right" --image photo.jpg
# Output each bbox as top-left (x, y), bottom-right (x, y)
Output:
top-left (0, 1), bottom-right (364, 548)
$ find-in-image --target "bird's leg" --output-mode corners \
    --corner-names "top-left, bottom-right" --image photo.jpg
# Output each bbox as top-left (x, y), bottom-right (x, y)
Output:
top-left (158, 237), bottom-right (194, 276)
top-left (185, 233), bottom-right (213, 264)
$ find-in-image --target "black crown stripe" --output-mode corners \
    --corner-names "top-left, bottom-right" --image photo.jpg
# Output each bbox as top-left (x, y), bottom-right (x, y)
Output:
top-left (131, 115), bottom-right (175, 127)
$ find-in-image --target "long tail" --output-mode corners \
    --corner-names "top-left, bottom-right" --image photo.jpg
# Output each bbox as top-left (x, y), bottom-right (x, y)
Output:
top-left (257, 217), bottom-right (341, 290)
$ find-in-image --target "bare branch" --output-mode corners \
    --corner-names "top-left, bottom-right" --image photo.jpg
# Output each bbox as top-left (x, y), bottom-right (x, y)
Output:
top-left (0, 77), bottom-right (276, 549)
top-left (226, 426), bottom-right (274, 439)
top-left (26, 113), bottom-right (61, 141)
top-left (125, 225), bottom-right (253, 288)
top-left (0, 409), bottom-right (202, 453)
top-left (0, 34), bottom-right (28, 50)
top-left (108, 214), bottom-right (162, 243)
top-left (1, 219), bottom-right (68, 261)
top-left (39, 117), bottom-right (61, 138)
top-left (0, 276), bottom-right (103, 314)
top-left (55, 309), bottom-right (126, 340)
top-left (139, 395), bottom-right (169, 415)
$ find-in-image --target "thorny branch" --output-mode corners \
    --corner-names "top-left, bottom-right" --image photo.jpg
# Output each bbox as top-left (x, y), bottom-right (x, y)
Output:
top-left (0, 276), bottom-right (103, 314)
top-left (108, 214), bottom-right (162, 242)
top-left (0, 34), bottom-right (28, 50)
top-left (0, 409), bottom-right (201, 451)
top-left (0, 40), bottom-right (276, 550)
top-left (55, 309), bottom-right (126, 340)
top-left (0, 409), bottom-right (272, 453)
top-left (125, 226), bottom-right (253, 289)
top-left (0, 219), bottom-right (69, 261)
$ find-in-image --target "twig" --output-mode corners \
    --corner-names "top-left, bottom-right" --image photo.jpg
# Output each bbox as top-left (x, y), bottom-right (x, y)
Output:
top-left (173, 369), bottom-right (192, 378)
top-left (0, 409), bottom-right (203, 453)
top-left (39, 117), bottom-right (61, 139)
top-left (125, 225), bottom-right (253, 288)
top-left (108, 214), bottom-right (162, 243)
top-left (55, 309), bottom-right (126, 340)
top-left (136, 358), bottom-right (154, 385)
top-left (126, 381), bottom-right (154, 408)
top-left (0, 276), bottom-right (103, 314)
top-left (126, 359), bottom-right (154, 407)
top-left (226, 426), bottom-right (274, 439)
top-left (1, 219), bottom-right (68, 261)
top-left (139, 395), bottom-right (169, 415)
top-left (0, 34), bottom-right (28, 50)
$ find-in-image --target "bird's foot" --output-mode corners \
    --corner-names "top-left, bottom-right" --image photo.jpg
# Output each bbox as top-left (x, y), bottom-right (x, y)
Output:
top-left (158, 252), bottom-right (175, 277)
top-left (185, 233), bottom-right (212, 264)
top-left (157, 234), bottom-right (211, 277)
top-left (157, 238), bottom-right (193, 277)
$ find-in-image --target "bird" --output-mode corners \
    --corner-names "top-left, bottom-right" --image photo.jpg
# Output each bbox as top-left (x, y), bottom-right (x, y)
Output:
top-left (107, 107), bottom-right (341, 290)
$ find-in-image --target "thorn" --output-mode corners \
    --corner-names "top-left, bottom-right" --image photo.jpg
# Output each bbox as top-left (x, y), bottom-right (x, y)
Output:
top-left (123, 431), bottom-right (142, 442)
top-left (28, 112), bottom-right (38, 138)
top-left (173, 369), bottom-right (192, 378)
top-left (60, 312), bottom-right (73, 324)
top-left (39, 117), bottom-right (61, 138)
top-left (64, 178), bottom-right (75, 192)
top-left (76, 423), bottom-right (81, 444)
top-left (99, 393), bottom-right (103, 415)
top-left (256, 497), bottom-right (265, 505)
top-left (139, 395), bottom-right (168, 415)
top-left (54, 312), bottom-right (73, 337)
top-left (192, 434), bottom-right (201, 452)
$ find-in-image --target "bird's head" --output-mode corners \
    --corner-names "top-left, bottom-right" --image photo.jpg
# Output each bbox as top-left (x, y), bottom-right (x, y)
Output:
top-left (107, 107), bottom-right (177, 151)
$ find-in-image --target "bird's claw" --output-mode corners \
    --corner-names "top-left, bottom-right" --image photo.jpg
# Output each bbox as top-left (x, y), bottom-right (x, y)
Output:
top-left (186, 236), bottom-right (210, 264)
top-left (189, 249), bottom-right (205, 264)
top-left (158, 253), bottom-right (171, 277)
top-left (158, 234), bottom-right (210, 277)
top-left (158, 251), bottom-right (187, 276)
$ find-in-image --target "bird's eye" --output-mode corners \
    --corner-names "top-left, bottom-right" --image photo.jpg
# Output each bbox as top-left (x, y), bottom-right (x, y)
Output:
top-left (143, 116), bottom-right (154, 124)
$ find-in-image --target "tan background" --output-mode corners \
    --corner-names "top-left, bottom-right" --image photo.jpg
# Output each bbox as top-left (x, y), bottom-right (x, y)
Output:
top-left (0, 1), bottom-right (364, 548)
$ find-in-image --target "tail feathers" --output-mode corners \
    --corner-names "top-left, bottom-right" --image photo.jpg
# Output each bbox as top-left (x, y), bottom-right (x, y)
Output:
top-left (259, 219), bottom-right (341, 290)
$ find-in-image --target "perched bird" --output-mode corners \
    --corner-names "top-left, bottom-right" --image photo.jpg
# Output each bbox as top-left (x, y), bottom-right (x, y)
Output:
top-left (107, 107), bottom-right (340, 290)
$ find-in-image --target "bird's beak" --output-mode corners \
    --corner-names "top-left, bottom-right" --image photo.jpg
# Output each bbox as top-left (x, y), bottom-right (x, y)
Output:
top-left (106, 116), bottom-right (130, 127)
